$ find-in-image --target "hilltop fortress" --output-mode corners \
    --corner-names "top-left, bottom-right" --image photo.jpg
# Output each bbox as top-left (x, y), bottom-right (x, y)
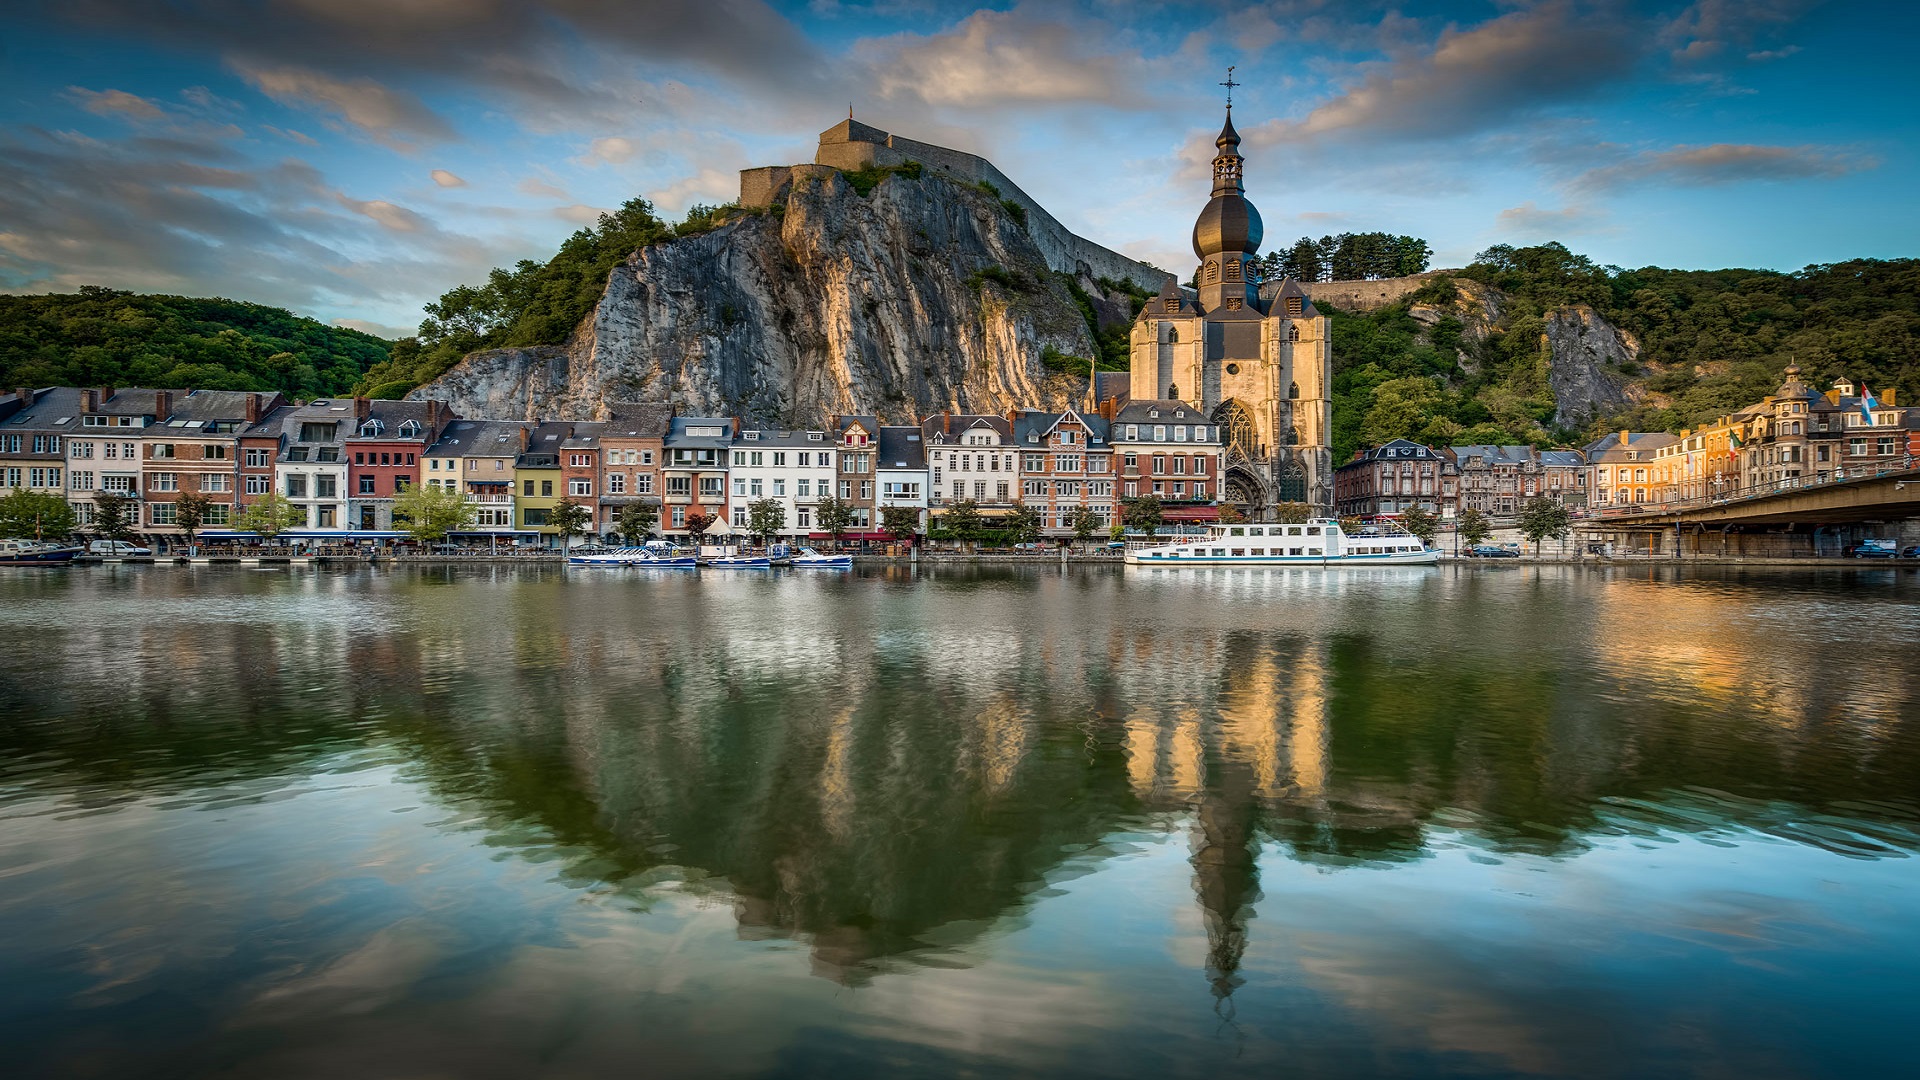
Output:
top-left (739, 119), bottom-right (1173, 295)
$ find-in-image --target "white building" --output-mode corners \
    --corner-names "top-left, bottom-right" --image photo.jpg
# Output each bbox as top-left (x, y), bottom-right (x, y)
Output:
top-left (875, 425), bottom-right (929, 533)
top-left (728, 428), bottom-right (836, 538)
top-left (923, 413), bottom-right (1020, 520)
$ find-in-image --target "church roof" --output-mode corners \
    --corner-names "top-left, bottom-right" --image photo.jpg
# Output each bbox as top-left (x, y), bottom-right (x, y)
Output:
top-left (1270, 276), bottom-right (1320, 317)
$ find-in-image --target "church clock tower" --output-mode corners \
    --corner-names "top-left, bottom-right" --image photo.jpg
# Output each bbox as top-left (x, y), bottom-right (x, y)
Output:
top-left (1127, 98), bottom-right (1334, 519)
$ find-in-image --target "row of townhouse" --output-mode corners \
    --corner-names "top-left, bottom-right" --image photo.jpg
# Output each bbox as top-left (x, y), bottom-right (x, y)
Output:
top-left (1332, 440), bottom-right (1588, 521)
top-left (5, 385), bottom-right (1235, 545)
top-left (1587, 370), bottom-right (1918, 509)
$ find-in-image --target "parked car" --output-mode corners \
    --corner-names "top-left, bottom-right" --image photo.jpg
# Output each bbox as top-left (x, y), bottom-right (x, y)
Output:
top-left (1850, 539), bottom-right (1899, 558)
top-left (1468, 544), bottom-right (1520, 558)
top-left (89, 540), bottom-right (152, 557)
top-left (1012, 542), bottom-right (1048, 552)
top-left (1904, 545), bottom-right (1920, 559)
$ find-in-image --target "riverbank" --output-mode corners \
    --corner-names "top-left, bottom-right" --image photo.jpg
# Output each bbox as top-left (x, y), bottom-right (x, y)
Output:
top-left (57, 552), bottom-right (1920, 569)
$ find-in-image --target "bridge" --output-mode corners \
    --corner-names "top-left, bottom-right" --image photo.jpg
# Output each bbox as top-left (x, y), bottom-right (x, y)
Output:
top-left (1576, 465), bottom-right (1920, 556)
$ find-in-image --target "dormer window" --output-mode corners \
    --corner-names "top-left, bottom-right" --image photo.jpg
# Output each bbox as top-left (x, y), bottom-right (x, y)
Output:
top-left (359, 419), bottom-right (383, 437)
top-left (399, 420), bottom-right (421, 438)
top-left (1148, 409), bottom-right (1159, 418)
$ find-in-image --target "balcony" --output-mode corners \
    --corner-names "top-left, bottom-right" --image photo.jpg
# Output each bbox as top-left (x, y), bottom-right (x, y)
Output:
top-left (466, 494), bottom-right (513, 504)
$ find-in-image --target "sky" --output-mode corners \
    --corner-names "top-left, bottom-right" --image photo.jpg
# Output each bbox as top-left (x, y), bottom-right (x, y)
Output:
top-left (1, 0), bottom-right (1914, 339)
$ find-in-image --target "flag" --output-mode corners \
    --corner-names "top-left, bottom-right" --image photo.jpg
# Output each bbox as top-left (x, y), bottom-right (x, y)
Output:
top-left (1859, 382), bottom-right (1880, 423)
top-left (1728, 428), bottom-right (1742, 460)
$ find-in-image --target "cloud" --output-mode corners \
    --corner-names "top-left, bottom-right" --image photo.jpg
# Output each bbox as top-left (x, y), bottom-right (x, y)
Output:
top-left (1745, 45), bottom-right (1802, 62)
top-left (1572, 143), bottom-right (1875, 192)
top-left (647, 168), bottom-right (741, 214)
top-left (331, 317), bottom-right (413, 340)
top-left (860, 9), bottom-right (1145, 109)
top-left (67, 87), bottom-right (167, 121)
top-left (1496, 202), bottom-right (1606, 236)
top-left (336, 195), bottom-right (430, 233)
top-left (1663, 0), bottom-right (1818, 62)
top-left (580, 136), bottom-right (636, 165)
top-left (262, 125), bottom-right (319, 146)
top-left (1269, 2), bottom-right (1644, 144)
top-left (517, 177), bottom-right (570, 199)
top-left (233, 63), bottom-right (455, 148)
top-left (554, 204), bottom-right (614, 225)
top-left (429, 169), bottom-right (466, 188)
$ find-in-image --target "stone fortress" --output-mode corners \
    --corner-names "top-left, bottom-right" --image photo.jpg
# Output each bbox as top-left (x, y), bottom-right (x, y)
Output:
top-left (739, 106), bottom-right (1336, 517)
top-left (740, 118), bottom-right (1172, 296)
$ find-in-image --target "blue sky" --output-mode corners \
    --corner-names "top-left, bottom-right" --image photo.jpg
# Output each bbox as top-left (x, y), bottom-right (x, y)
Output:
top-left (2, 1), bottom-right (1913, 338)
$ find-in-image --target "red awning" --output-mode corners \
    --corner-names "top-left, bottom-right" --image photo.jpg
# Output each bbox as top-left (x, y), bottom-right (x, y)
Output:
top-left (1162, 506), bottom-right (1221, 521)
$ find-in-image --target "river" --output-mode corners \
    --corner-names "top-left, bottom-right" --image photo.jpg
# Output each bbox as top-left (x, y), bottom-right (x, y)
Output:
top-left (2, 564), bottom-right (1917, 1078)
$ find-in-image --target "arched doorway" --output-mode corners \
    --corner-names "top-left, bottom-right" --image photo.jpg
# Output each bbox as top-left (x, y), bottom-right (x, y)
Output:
top-left (1222, 464), bottom-right (1268, 520)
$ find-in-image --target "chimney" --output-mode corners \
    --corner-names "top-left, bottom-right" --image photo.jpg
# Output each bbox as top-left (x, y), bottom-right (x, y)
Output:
top-left (245, 393), bottom-right (261, 424)
top-left (97, 386), bottom-right (115, 406)
top-left (153, 390), bottom-right (172, 423)
top-left (82, 389), bottom-right (97, 413)
top-left (1618, 429), bottom-right (1630, 447)
top-left (426, 399), bottom-right (442, 432)
top-left (354, 396), bottom-right (370, 422)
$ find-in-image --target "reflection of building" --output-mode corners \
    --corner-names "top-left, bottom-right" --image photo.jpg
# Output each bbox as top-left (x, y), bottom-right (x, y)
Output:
top-left (1128, 106), bottom-right (1333, 518)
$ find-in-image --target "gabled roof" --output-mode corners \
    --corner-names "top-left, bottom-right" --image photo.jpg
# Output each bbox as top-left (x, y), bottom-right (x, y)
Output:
top-left (1449, 444), bottom-right (1534, 466)
top-left (1270, 276), bottom-right (1320, 318)
top-left (665, 416), bottom-right (735, 448)
top-left (1112, 399), bottom-right (1210, 428)
top-left (1011, 408), bottom-right (1110, 447)
top-left (165, 390), bottom-right (280, 428)
top-left (1093, 371), bottom-right (1132, 408)
top-left (422, 419), bottom-right (528, 458)
top-left (604, 401), bottom-right (673, 438)
top-left (348, 399), bottom-right (441, 441)
top-left (1137, 276), bottom-right (1197, 321)
top-left (240, 399), bottom-right (355, 444)
top-left (2, 387), bottom-right (86, 433)
top-left (1351, 438), bottom-right (1441, 463)
top-left (921, 413), bottom-right (1012, 443)
top-left (735, 427), bottom-right (835, 448)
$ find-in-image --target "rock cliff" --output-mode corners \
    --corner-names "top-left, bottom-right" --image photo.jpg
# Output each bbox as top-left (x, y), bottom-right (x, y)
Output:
top-left (413, 168), bottom-right (1110, 425)
top-left (1540, 305), bottom-right (1641, 428)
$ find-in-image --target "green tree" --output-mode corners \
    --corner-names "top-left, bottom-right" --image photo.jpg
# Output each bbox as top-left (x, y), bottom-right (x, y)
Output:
top-left (942, 498), bottom-right (984, 552)
top-left (1007, 502), bottom-right (1044, 544)
top-left (1458, 507), bottom-right (1493, 548)
top-left (1121, 495), bottom-right (1163, 533)
top-left (747, 498), bottom-right (787, 546)
top-left (548, 498), bottom-right (593, 549)
top-left (813, 496), bottom-right (853, 548)
top-left (1398, 504), bottom-right (1438, 547)
top-left (173, 490), bottom-right (213, 550)
top-left (0, 489), bottom-right (76, 541)
top-left (91, 490), bottom-right (135, 543)
top-left (616, 502), bottom-right (657, 545)
top-left (237, 492), bottom-right (304, 539)
top-left (880, 504), bottom-right (921, 543)
top-left (1067, 506), bottom-right (1101, 551)
top-left (393, 484), bottom-right (477, 543)
top-left (1217, 504), bottom-right (1245, 525)
top-left (1517, 496), bottom-right (1571, 555)
top-left (1271, 501), bottom-right (1313, 524)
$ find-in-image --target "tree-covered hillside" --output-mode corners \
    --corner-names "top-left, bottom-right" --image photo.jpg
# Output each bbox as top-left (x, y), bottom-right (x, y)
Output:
top-left (0, 287), bottom-right (390, 399)
top-left (1326, 245), bottom-right (1920, 463)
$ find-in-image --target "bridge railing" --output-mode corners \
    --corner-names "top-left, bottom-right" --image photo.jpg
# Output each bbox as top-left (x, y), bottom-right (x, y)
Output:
top-left (1585, 461), bottom-right (1918, 521)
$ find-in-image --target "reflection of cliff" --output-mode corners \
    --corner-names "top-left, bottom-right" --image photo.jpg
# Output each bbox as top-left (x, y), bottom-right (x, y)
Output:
top-left (7, 568), bottom-right (1920, 999)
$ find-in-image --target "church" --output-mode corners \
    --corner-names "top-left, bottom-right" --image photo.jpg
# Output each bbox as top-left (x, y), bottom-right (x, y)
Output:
top-left (1127, 105), bottom-right (1334, 519)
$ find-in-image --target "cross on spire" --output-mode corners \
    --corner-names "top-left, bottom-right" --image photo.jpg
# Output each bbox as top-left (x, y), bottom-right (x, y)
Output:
top-left (1220, 66), bottom-right (1239, 109)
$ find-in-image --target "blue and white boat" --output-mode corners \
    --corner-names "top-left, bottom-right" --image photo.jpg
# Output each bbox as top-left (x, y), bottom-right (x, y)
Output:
top-left (0, 539), bottom-right (82, 567)
top-left (568, 546), bottom-right (698, 567)
top-left (788, 547), bottom-right (852, 569)
top-left (1124, 518), bottom-right (1438, 567)
top-left (706, 554), bottom-right (771, 568)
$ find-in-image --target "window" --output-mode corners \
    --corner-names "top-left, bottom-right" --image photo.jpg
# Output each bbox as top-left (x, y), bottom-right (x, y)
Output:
top-left (569, 479), bottom-right (592, 497)
top-left (733, 506), bottom-right (747, 527)
top-left (359, 476), bottom-right (377, 494)
top-left (201, 474), bottom-right (230, 493)
top-left (699, 476), bottom-right (723, 497)
top-left (71, 470), bottom-right (94, 490)
top-left (151, 472), bottom-right (178, 492)
top-left (71, 441), bottom-right (94, 459)
top-left (149, 502), bottom-right (176, 526)
top-left (204, 504), bottom-right (230, 526)
top-left (797, 478), bottom-right (811, 498)
top-left (317, 475), bottom-right (337, 498)
top-left (773, 452), bottom-right (786, 466)
top-left (797, 506), bottom-right (812, 528)
top-left (671, 506), bottom-right (686, 528)
top-left (151, 443), bottom-right (175, 459)
top-left (750, 478), bottom-right (763, 496)
top-left (773, 479), bottom-right (785, 496)
top-left (734, 477), bottom-right (747, 497)
top-left (1023, 453), bottom-right (1045, 472)
top-left (31, 435), bottom-right (62, 455)
top-left (636, 473), bottom-right (654, 494)
top-left (640, 450), bottom-right (654, 465)
top-left (203, 444), bottom-right (227, 460)
top-left (29, 467), bottom-right (60, 488)
top-left (299, 422), bottom-right (336, 442)
top-left (839, 480), bottom-right (852, 499)
top-left (667, 475), bottom-right (690, 496)
top-left (523, 507), bottom-right (549, 527)
top-left (608, 473), bottom-right (626, 494)
top-left (355, 452), bottom-right (366, 465)
top-left (1173, 426), bottom-right (1187, 443)
top-left (246, 475), bottom-right (270, 495)
top-left (1024, 480), bottom-right (1045, 497)
top-left (569, 454), bottom-right (591, 467)
top-left (102, 474), bottom-right (136, 493)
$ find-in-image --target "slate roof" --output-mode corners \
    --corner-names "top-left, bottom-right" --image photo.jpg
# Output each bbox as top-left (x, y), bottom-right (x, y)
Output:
top-left (1582, 432), bottom-right (1679, 461)
top-left (735, 427), bottom-right (834, 448)
top-left (1347, 438), bottom-right (1442, 463)
top-left (1093, 372), bottom-right (1132, 408)
top-left (422, 419), bottom-right (528, 459)
top-left (518, 421), bottom-right (574, 467)
top-left (1111, 399), bottom-right (1216, 437)
top-left (1450, 444), bottom-right (1535, 467)
top-left (603, 401), bottom-right (673, 439)
top-left (876, 425), bottom-right (927, 470)
top-left (665, 416), bottom-right (736, 449)
top-left (921, 414), bottom-right (1012, 444)
top-left (161, 390), bottom-right (280, 431)
top-left (1, 387), bottom-right (87, 434)
top-left (1011, 409), bottom-right (1111, 448)
top-left (347, 399), bottom-right (441, 441)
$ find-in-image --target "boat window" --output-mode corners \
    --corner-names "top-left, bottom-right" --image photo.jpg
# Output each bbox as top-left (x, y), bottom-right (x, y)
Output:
top-left (1290, 547), bottom-right (1304, 556)
top-left (1231, 548), bottom-right (1245, 557)
top-left (1306, 527), bottom-right (1320, 535)
top-left (1229, 527), bottom-right (1244, 536)
top-left (1288, 526), bottom-right (1303, 536)
top-left (1212, 549), bottom-right (1226, 557)
top-left (1248, 527), bottom-right (1264, 536)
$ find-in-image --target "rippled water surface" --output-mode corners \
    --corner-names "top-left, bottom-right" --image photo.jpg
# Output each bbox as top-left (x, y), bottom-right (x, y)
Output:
top-left (2, 563), bottom-right (1918, 1079)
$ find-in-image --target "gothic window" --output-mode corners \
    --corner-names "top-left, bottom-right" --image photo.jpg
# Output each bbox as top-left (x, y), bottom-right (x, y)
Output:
top-left (1167, 383), bottom-right (1179, 400)
top-left (1168, 327), bottom-right (1178, 343)
top-left (1279, 459), bottom-right (1308, 503)
top-left (1287, 324), bottom-right (1300, 342)
top-left (1288, 381), bottom-right (1299, 399)
top-left (1211, 400), bottom-right (1257, 461)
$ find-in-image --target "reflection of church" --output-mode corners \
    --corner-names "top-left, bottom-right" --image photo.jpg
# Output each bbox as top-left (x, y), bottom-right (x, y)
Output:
top-left (1128, 106), bottom-right (1334, 517)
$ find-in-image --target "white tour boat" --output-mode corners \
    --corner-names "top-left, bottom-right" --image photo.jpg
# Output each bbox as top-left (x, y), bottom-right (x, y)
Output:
top-left (1124, 518), bottom-right (1438, 567)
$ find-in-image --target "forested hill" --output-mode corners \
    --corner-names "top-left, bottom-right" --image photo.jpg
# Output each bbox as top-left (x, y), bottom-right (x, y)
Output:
top-left (1325, 247), bottom-right (1920, 463)
top-left (0, 287), bottom-right (391, 399)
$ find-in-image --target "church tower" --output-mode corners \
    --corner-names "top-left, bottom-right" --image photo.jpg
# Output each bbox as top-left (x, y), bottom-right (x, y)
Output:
top-left (1128, 101), bottom-right (1334, 518)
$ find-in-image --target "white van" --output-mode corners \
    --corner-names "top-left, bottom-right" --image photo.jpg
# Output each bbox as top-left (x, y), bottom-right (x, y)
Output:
top-left (89, 540), bottom-right (152, 557)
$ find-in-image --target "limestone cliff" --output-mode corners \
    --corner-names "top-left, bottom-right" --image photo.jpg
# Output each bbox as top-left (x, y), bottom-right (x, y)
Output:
top-left (413, 168), bottom-right (1108, 425)
top-left (1540, 305), bottom-right (1641, 428)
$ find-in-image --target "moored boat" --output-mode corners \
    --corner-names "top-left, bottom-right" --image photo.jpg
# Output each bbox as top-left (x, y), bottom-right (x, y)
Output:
top-left (0, 539), bottom-right (83, 567)
top-left (1123, 518), bottom-right (1438, 567)
top-left (788, 547), bottom-right (852, 568)
top-left (706, 555), bottom-right (772, 568)
top-left (567, 546), bottom-right (699, 567)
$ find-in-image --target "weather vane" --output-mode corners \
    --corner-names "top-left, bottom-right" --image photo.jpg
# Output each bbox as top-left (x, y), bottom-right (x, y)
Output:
top-left (1221, 66), bottom-right (1239, 109)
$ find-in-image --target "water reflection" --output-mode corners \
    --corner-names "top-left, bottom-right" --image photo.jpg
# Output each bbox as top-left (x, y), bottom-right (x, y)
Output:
top-left (2, 565), bottom-right (1919, 1074)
